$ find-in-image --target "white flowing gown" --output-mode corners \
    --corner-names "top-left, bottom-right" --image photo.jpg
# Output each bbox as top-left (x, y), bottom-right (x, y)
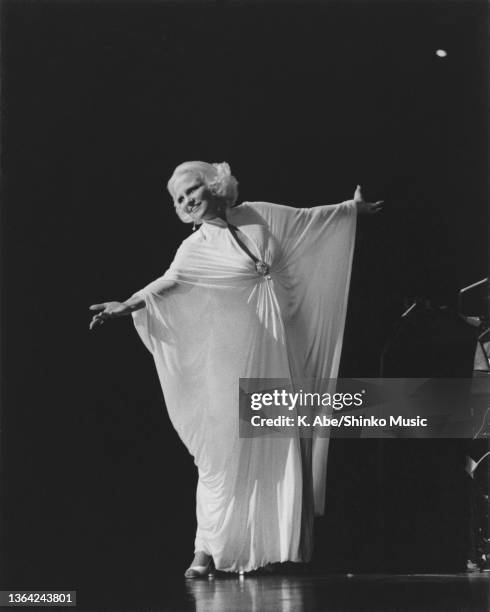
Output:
top-left (132, 200), bottom-right (357, 572)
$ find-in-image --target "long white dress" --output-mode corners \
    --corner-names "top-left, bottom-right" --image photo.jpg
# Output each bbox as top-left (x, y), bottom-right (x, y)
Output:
top-left (132, 200), bottom-right (357, 572)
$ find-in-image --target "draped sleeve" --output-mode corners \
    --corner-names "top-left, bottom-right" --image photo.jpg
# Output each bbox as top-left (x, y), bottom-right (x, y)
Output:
top-left (227, 200), bottom-right (358, 515)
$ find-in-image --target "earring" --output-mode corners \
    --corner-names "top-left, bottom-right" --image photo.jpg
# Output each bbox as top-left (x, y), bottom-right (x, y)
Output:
top-left (192, 222), bottom-right (196, 231)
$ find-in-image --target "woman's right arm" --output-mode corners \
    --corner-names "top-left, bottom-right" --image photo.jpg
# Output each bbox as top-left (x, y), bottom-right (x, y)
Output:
top-left (89, 278), bottom-right (178, 330)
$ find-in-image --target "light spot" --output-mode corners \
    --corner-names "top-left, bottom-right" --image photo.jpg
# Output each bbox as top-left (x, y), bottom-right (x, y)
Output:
top-left (436, 49), bottom-right (447, 58)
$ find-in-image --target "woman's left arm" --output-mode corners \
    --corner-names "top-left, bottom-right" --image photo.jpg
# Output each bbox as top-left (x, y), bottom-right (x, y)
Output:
top-left (352, 184), bottom-right (384, 215)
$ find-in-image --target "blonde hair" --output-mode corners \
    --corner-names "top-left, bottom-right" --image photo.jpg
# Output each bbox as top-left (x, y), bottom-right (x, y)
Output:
top-left (167, 161), bottom-right (239, 223)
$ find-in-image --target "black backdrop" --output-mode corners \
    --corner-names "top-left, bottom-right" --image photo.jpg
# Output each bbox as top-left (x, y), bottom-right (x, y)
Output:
top-left (1, 0), bottom-right (488, 605)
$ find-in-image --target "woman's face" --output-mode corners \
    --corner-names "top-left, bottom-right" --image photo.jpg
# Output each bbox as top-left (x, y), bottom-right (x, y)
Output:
top-left (173, 172), bottom-right (222, 224)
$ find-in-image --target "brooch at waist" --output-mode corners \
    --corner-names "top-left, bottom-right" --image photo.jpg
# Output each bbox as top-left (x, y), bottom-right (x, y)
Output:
top-left (255, 261), bottom-right (271, 279)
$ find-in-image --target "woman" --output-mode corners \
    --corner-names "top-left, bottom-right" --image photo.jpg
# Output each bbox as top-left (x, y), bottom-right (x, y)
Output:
top-left (89, 161), bottom-right (382, 577)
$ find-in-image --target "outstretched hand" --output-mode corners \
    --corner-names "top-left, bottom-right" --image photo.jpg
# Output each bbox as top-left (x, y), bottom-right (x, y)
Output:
top-left (89, 301), bottom-right (131, 330)
top-left (353, 185), bottom-right (384, 215)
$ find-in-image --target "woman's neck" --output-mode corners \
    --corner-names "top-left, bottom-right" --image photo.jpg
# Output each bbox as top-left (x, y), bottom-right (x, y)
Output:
top-left (202, 209), bottom-right (228, 227)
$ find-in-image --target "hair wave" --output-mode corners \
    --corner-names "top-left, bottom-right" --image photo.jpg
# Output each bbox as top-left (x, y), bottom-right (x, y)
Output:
top-left (167, 161), bottom-right (239, 223)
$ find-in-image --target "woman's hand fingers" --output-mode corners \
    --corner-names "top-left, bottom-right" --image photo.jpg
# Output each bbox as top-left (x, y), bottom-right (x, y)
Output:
top-left (356, 195), bottom-right (385, 215)
top-left (89, 315), bottom-right (104, 330)
top-left (89, 304), bottom-right (106, 330)
top-left (353, 186), bottom-right (384, 211)
top-left (89, 303), bottom-right (110, 330)
top-left (89, 303), bottom-right (106, 311)
top-left (89, 301), bottom-right (129, 330)
top-left (89, 311), bottom-right (109, 328)
top-left (354, 184), bottom-right (363, 202)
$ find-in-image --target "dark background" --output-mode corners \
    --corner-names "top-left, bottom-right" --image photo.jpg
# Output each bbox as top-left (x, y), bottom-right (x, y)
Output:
top-left (1, 0), bottom-right (488, 608)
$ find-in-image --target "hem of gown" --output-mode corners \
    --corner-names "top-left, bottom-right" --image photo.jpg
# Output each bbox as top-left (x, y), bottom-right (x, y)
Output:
top-left (211, 555), bottom-right (307, 574)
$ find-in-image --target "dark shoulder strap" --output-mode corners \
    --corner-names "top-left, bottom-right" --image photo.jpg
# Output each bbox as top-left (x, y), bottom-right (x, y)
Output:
top-left (226, 222), bottom-right (259, 264)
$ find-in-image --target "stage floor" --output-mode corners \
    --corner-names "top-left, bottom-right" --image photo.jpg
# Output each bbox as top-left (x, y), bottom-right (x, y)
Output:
top-left (76, 571), bottom-right (489, 611)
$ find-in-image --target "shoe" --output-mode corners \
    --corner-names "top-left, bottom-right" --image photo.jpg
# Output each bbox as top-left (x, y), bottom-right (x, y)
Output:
top-left (184, 556), bottom-right (214, 578)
